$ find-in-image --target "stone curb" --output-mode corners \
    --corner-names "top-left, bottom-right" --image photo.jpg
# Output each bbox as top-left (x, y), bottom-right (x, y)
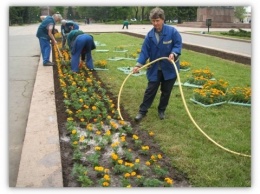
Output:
top-left (16, 53), bottom-right (63, 187)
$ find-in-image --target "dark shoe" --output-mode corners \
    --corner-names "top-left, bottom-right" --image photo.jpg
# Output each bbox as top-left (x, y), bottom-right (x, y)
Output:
top-left (158, 112), bottom-right (165, 120)
top-left (43, 62), bottom-right (55, 66)
top-left (134, 113), bottom-right (145, 122)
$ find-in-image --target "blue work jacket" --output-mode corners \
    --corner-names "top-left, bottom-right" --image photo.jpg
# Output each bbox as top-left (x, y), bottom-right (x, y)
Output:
top-left (137, 24), bottom-right (182, 81)
top-left (36, 16), bottom-right (55, 40)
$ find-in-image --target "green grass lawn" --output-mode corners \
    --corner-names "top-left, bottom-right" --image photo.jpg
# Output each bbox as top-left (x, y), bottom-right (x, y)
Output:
top-left (90, 32), bottom-right (251, 187)
top-left (190, 31), bottom-right (251, 41)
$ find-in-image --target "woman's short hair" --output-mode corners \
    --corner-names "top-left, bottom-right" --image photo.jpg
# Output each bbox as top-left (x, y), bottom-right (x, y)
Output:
top-left (149, 7), bottom-right (165, 20)
top-left (53, 13), bottom-right (63, 21)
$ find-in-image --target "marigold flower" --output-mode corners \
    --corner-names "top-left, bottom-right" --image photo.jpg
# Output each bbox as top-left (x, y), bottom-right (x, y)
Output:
top-left (79, 136), bottom-right (85, 142)
top-left (145, 161), bottom-right (151, 166)
top-left (131, 171), bottom-right (136, 176)
top-left (105, 130), bottom-right (111, 136)
top-left (164, 177), bottom-right (174, 185)
top-left (149, 131), bottom-right (154, 136)
top-left (95, 146), bottom-right (101, 151)
top-left (104, 174), bottom-right (110, 181)
top-left (132, 134), bottom-right (139, 140)
top-left (96, 130), bottom-right (101, 135)
top-left (102, 181), bottom-right (109, 187)
top-left (94, 166), bottom-right (104, 172)
top-left (124, 173), bottom-right (130, 178)
top-left (111, 153), bottom-right (118, 160)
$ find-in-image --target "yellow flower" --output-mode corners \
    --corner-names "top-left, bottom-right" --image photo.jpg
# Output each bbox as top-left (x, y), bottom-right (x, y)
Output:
top-left (95, 146), bottom-right (101, 151)
top-left (71, 129), bottom-right (77, 134)
top-left (131, 171), bottom-right (136, 176)
top-left (111, 153), bottom-right (118, 160)
top-left (120, 136), bottom-right (126, 142)
top-left (124, 173), bottom-right (130, 178)
top-left (104, 174), bottom-right (110, 181)
top-left (79, 136), bottom-right (85, 142)
top-left (105, 130), bottom-right (111, 136)
top-left (67, 117), bottom-right (74, 121)
top-left (149, 131), bottom-right (154, 136)
top-left (102, 182), bottom-right (109, 187)
top-left (94, 166), bottom-right (104, 172)
top-left (164, 177), bottom-right (174, 185)
top-left (141, 146), bottom-right (149, 150)
top-left (145, 161), bottom-right (151, 166)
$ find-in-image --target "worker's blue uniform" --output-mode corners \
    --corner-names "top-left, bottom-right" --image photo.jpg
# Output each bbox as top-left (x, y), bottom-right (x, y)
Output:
top-left (36, 16), bottom-right (56, 65)
top-left (136, 24), bottom-right (182, 115)
top-left (137, 24), bottom-right (182, 82)
top-left (67, 30), bottom-right (96, 72)
top-left (61, 21), bottom-right (79, 48)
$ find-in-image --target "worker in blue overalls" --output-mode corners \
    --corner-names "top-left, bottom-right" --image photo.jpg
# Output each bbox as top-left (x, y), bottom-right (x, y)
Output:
top-left (67, 30), bottom-right (96, 72)
top-left (61, 20), bottom-right (79, 48)
top-left (132, 7), bottom-right (182, 121)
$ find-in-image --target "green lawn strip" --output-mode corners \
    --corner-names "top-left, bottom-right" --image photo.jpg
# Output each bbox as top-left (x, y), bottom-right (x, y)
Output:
top-left (187, 31), bottom-right (251, 41)
top-left (91, 32), bottom-right (251, 187)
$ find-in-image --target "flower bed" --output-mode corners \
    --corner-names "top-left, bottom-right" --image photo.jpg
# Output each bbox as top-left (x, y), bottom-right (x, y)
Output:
top-left (114, 46), bottom-right (128, 52)
top-left (94, 59), bottom-right (109, 70)
top-left (180, 61), bottom-right (191, 71)
top-left (226, 86), bottom-right (251, 106)
top-left (190, 79), bottom-right (228, 106)
top-left (52, 42), bottom-right (183, 187)
top-left (185, 67), bottom-right (214, 87)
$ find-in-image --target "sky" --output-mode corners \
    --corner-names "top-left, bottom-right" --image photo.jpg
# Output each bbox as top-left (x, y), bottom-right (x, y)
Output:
top-left (2, 0), bottom-right (259, 194)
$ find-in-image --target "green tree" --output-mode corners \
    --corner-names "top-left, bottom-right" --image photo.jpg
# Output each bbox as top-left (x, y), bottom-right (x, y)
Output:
top-left (234, 6), bottom-right (246, 22)
top-left (67, 6), bottom-right (74, 20)
top-left (176, 6), bottom-right (197, 23)
top-left (53, 6), bottom-right (65, 16)
top-left (9, 6), bottom-right (41, 25)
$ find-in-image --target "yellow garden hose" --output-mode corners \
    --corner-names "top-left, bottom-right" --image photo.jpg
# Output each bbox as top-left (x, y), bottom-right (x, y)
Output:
top-left (117, 57), bottom-right (251, 158)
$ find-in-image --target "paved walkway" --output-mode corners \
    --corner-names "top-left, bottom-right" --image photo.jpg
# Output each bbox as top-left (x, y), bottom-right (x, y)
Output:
top-left (8, 23), bottom-right (252, 188)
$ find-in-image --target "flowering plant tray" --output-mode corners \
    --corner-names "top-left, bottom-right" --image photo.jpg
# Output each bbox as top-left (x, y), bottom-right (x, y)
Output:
top-left (227, 101), bottom-right (251, 107)
top-left (183, 82), bottom-right (203, 88)
top-left (190, 98), bottom-right (226, 107)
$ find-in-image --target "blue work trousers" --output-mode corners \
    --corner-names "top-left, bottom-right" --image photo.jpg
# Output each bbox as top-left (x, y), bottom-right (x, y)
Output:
top-left (38, 37), bottom-right (51, 64)
top-left (71, 34), bottom-right (94, 72)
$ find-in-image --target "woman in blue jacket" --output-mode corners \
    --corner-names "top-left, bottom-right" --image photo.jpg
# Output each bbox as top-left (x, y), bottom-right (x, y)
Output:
top-left (133, 7), bottom-right (182, 121)
top-left (36, 12), bottom-right (63, 66)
